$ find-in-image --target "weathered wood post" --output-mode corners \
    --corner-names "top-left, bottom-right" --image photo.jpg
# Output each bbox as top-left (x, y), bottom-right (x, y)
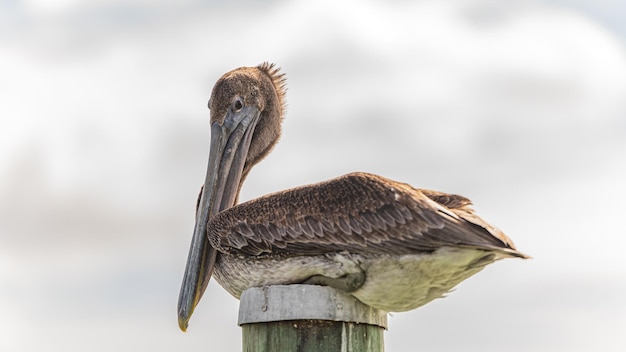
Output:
top-left (238, 285), bottom-right (388, 352)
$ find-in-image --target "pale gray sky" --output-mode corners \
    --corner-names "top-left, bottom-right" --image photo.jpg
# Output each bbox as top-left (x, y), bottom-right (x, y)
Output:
top-left (1, 1), bottom-right (625, 351)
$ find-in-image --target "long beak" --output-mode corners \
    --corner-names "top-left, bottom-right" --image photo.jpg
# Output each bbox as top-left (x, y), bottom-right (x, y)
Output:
top-left (178, 105), bottom-right (261, 331)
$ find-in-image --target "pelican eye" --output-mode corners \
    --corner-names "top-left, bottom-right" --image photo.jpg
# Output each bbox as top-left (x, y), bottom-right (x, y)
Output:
top-left (233, 98), bottom-right (244, 111)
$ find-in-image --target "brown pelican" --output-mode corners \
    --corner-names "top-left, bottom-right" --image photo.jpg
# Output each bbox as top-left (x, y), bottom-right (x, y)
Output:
top-left (178, 63), bottom-right (528, 331)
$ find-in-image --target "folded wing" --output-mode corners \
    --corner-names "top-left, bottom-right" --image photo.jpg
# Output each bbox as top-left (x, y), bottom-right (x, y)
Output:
top-left (208, 172), bottom-right (528, 258)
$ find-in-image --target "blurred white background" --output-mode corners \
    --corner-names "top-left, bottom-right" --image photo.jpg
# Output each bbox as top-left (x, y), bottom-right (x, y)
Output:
top-left (1, 0), bottom-right (625, 351)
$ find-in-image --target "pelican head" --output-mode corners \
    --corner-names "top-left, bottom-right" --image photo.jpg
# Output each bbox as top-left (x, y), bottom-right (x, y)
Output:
top-left (178, 63), bottom-right (286, 331)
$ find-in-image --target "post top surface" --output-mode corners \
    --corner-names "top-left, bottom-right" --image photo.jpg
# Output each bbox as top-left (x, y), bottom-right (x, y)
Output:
top-left (238, 285), bottom-right (388, 328)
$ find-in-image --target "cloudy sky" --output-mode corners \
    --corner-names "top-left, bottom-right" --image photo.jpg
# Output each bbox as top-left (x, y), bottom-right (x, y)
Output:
top-left (1, 0), bottom-right (625, 351)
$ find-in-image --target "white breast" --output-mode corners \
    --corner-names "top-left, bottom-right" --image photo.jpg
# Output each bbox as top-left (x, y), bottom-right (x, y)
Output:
top-left (214, 247), bottom-right (498, 312)
top-left (352, 248), bottom-right (496, 312)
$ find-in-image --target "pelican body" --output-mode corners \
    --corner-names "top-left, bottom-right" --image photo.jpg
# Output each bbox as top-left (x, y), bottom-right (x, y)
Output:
top-left (178, 63), bottom-right (527, 331)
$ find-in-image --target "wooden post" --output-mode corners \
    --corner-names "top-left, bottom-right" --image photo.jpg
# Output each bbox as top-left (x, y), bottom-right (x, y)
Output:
top-left (238, 285), bottom-right (387, 352)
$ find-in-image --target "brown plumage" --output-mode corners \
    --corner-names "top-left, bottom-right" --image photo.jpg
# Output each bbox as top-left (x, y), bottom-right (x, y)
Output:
top-left (208, 172), bottom-right (522, 257)
top-left (177, 62), bottom-right (528, 331)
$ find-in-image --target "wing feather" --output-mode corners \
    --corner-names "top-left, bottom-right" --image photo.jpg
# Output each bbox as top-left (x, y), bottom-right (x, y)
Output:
top-left (207, 172), bottom-right (527, 258)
